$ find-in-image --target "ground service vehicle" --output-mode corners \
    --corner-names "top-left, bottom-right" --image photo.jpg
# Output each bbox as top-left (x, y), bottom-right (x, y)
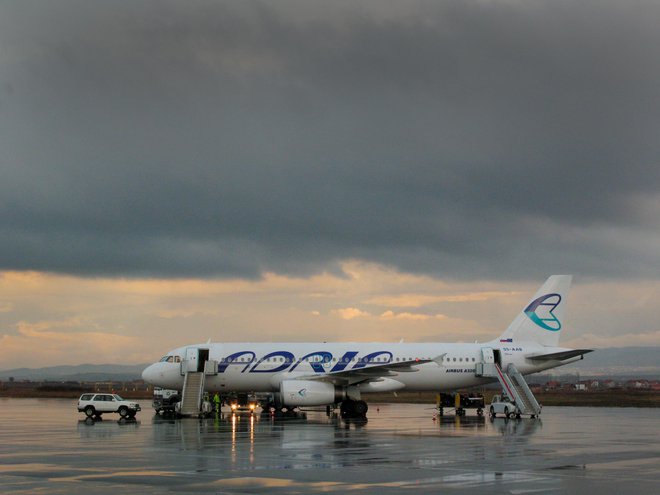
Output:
top-left (489, 394), bottom-right (520, 418)
top-left (437, 392), bottom-right (485, 416)
top-left (225, 392), bottom-right (259, 414)
top-left (78, 393), bottom-right (141, 419)
top-left (152, 387), bottom-right (180, 414)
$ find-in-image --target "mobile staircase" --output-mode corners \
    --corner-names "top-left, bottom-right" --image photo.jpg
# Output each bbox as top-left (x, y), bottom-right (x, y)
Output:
top-left (476, 362), bottom-right (541, 417)
top-left (179, 372), bottom-right (205, 417)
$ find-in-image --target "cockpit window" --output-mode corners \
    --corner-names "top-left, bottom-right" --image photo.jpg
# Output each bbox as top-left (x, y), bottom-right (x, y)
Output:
top-left (159, 354), bottom-right (182, 363)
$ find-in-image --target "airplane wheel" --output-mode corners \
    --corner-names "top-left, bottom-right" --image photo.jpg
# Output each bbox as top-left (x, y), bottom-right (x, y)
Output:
top-left (354, 400), bottom-right (368, 416)
top-left (340, 400), bottom-right (355, 417)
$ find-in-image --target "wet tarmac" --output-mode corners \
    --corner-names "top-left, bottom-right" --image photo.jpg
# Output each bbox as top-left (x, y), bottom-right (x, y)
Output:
top-left (0, 398), bottom-right (658, 494)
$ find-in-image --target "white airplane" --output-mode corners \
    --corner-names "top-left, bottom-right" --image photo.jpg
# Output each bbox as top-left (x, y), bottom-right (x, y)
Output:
top-left (142, 275), bottom-right (592, 416)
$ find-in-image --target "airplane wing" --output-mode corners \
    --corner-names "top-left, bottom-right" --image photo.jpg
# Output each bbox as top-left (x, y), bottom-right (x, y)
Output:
top-left (298, 355), bottom-right (445, 386)
top-left (527, 349), bottom-right (593, 361)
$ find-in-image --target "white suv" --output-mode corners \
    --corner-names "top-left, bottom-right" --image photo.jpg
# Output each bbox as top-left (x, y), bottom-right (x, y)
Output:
top-left (78, 393), bottom-right (141, 419)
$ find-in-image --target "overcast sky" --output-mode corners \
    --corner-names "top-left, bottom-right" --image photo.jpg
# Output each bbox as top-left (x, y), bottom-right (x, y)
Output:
top-left (0, 1), bottom-right (658, 368)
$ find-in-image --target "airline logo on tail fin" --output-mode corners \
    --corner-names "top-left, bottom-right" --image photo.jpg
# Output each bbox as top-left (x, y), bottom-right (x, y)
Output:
top-left (524, 293), bottom-right (562, 331)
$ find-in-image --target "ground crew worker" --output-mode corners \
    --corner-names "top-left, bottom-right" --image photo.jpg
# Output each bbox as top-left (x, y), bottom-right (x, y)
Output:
top-left (213, 392), bottom-right (221, 412)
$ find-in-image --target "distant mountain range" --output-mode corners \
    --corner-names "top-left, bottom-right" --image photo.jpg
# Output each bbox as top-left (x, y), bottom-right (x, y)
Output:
top-left (0, 346), bottom-right (657, 382)
top-left (558, 346), bottom-right (659, 377)
top-left (0, 363), bottom-right (149, 382)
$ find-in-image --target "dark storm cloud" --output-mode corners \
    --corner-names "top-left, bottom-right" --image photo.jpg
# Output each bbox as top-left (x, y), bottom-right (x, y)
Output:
top-left (0, 0), bottom-right (658, 279)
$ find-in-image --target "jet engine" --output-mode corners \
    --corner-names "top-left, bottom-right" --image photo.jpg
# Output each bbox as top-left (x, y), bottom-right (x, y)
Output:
top-left (280, 380), bottom-right (345, 406)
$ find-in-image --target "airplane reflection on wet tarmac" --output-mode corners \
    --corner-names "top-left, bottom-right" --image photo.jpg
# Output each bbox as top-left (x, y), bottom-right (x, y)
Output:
top-left (78, 411), bottom-right (542, 464)
top-left (2, 399), bottom-right (658, 494)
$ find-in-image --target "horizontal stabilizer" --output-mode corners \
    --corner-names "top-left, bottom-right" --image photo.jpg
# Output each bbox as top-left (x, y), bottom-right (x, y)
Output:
top-left (527, 349), bottom-right (593, 361)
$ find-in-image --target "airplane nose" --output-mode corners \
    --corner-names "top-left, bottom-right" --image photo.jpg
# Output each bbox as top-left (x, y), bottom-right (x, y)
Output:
top-left (142, 364), bottom-right (156, 383)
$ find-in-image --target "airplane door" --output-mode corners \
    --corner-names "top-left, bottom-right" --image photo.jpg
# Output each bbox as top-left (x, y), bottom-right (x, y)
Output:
top-left (475, 347), bottom-right (497, 377)
top-left (184, 347), bottom-right (198, 373)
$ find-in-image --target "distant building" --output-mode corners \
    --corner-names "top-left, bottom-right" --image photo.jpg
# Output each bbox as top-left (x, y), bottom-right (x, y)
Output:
top-left (93, 380), bottom-right (151, 393)
top-left (625, 379), bottom-right (650, 389)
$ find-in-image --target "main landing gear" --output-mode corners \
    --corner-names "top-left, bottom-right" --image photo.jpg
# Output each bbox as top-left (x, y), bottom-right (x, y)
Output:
top-left (340, 399), bottom-right (368, 418)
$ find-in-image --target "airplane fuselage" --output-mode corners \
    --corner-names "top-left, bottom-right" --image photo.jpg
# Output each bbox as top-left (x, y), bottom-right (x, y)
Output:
top-left (143, 341), bottom-right (573, 393)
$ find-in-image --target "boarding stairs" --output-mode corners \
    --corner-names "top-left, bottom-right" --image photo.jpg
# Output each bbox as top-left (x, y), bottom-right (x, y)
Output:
top-left (179, 372), bottom-right (205, 417)
top-left (476, 362), bottom-right (541, 416)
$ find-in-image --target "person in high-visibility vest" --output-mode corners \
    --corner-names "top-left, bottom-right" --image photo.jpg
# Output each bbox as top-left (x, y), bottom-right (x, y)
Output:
top-left (213, 392), bottom-right (221, 412)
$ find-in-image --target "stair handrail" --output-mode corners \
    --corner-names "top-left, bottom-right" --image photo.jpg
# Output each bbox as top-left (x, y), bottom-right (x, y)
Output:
top-left (506, 364), bottom-right (541, 414)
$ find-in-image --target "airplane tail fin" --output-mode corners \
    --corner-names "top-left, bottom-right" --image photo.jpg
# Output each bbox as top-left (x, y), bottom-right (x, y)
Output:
top-left (496, 275), bottom-right (572, 347)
